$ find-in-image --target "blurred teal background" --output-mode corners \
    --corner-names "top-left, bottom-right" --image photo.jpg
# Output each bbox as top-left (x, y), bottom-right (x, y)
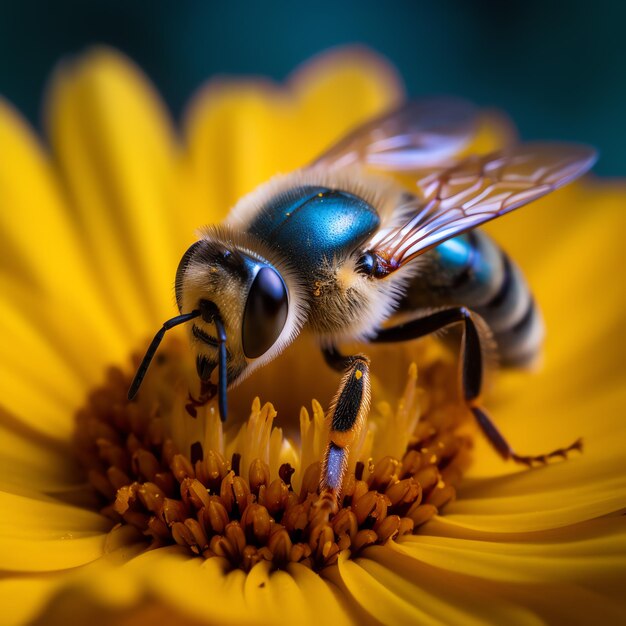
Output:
top-left (0, 0), bottom-right (623, 175)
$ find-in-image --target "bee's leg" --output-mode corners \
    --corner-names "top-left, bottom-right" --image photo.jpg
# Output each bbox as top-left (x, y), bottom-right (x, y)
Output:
top-left (372, 307), bottom-right (582, 466)
top-left (320, 354), bottom-right (371, 499)
top-left (322, 344), bottom-right (352, 372)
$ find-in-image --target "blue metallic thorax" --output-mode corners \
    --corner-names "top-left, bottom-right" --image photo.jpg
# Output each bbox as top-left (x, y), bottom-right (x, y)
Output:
top-left (246, 186), bottom-right (380, 276)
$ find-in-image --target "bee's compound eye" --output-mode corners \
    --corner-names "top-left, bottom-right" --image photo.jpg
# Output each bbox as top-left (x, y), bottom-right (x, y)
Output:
top-left (356, 252), bottom-right (376, 275)
top-left (175, 240), bottom-right (204, 310)
top-left (242, 267), bottom-right (288, 359)
top-left (356, 251), bottom-right (387, 278)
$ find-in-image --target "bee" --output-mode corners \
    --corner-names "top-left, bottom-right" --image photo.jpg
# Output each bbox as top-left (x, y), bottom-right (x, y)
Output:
top-left (128, 98), bottom-right (596, 497)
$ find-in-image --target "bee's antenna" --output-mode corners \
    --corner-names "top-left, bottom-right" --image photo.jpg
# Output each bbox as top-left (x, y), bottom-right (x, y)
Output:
top-left (199, 300), bottom-right (228, 422)
top-left (213, 314), bottom-right (228, 422)
top-left (127, 310), bottom-right (201, 401)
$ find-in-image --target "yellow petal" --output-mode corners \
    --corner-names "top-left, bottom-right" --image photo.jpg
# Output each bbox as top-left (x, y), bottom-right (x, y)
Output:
top-left (399, 516), bottom-right (626, 593)
top-left (0, 530), bottom-right (144, 626)
top-left (244, 561), bottom-right (330, 626)
top-left (379, 540), bottom-right (626, 624)
top-left (0, 406), bottom-right (83, 494)
top-left (45, 47), bottom-right (182, 338)
top-left (0, 99), bottom-right (74, 291)
top-left (0, 491), bottom-right (110, 571)
top-left (0, 100), bottom-right (131, 426)
top-left (116, 546), bottom-right (355, 625)
top-left (0, 99), bottom-right (124, 339)
top-left (0, 285), bottom-right (101, 438)
top-left (0, 575), bottom-right (63, 626)
top-left (444, 494), bottom-right (626, 534)
top-left (288, 562), bottom-right (354, 626)
top-left (327, 549), bottom-right (541, 626)
top-left (121, 547), bottom-right (252, 624)
top-left (0, 293), bottom-right (81, 411)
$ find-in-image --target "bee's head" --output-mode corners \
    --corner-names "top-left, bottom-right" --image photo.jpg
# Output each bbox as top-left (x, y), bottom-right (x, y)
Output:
top-left (178, 234), bottom-right (290, 371)
top-left (128, 227), bottom-right (305, 421)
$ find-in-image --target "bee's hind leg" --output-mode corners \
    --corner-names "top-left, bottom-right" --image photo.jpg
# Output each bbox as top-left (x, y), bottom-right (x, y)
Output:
top-left (371, 307), bottom-right (582, 466)
top-left (319, 348), bottom-right (371, 499)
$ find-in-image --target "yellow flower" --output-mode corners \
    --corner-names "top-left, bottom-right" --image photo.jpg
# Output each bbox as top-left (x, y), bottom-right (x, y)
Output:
top-left (1, 46), bottom-right (625, 625)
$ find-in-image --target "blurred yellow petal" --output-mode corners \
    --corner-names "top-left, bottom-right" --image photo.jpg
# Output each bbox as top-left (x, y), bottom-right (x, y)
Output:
top-left (183, 46), bottom-right (403, 226)
top-left (289, 46), bottom-right (403, 158)
top-left (0, 102), bottom-right (129, 422)
top-left (45, 47), bottom-right (181, 337)
top-left (0, 291), bottom-right (88, 439)
top-left (0, 99), bottom-right (120, 329)
top-left (0, 407), bottom-right (81, 494)
top-left (0, 575), bottom-right (63, 626)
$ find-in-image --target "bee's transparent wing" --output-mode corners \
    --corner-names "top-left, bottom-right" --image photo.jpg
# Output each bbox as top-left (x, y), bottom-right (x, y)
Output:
top-left (311, 98), bottom-right (478, 171)
top-left (368, 143), bottom-right (597, 274)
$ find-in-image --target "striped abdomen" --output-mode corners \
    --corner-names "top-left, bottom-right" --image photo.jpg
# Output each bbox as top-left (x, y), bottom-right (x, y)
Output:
top-left (400, 230), bottom-right (543, 367)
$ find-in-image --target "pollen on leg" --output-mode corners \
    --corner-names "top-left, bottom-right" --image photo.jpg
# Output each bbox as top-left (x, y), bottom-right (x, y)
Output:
top-left (73, 335), bottom-right (472, 573)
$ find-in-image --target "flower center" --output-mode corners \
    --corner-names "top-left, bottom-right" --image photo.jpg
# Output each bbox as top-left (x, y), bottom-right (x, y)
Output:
top-left (74, 335), bottom-right (471, 572)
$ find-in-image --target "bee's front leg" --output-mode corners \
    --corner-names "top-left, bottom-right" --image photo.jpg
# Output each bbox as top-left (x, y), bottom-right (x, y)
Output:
top-left (319, 351), bottom-right (371, 499)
